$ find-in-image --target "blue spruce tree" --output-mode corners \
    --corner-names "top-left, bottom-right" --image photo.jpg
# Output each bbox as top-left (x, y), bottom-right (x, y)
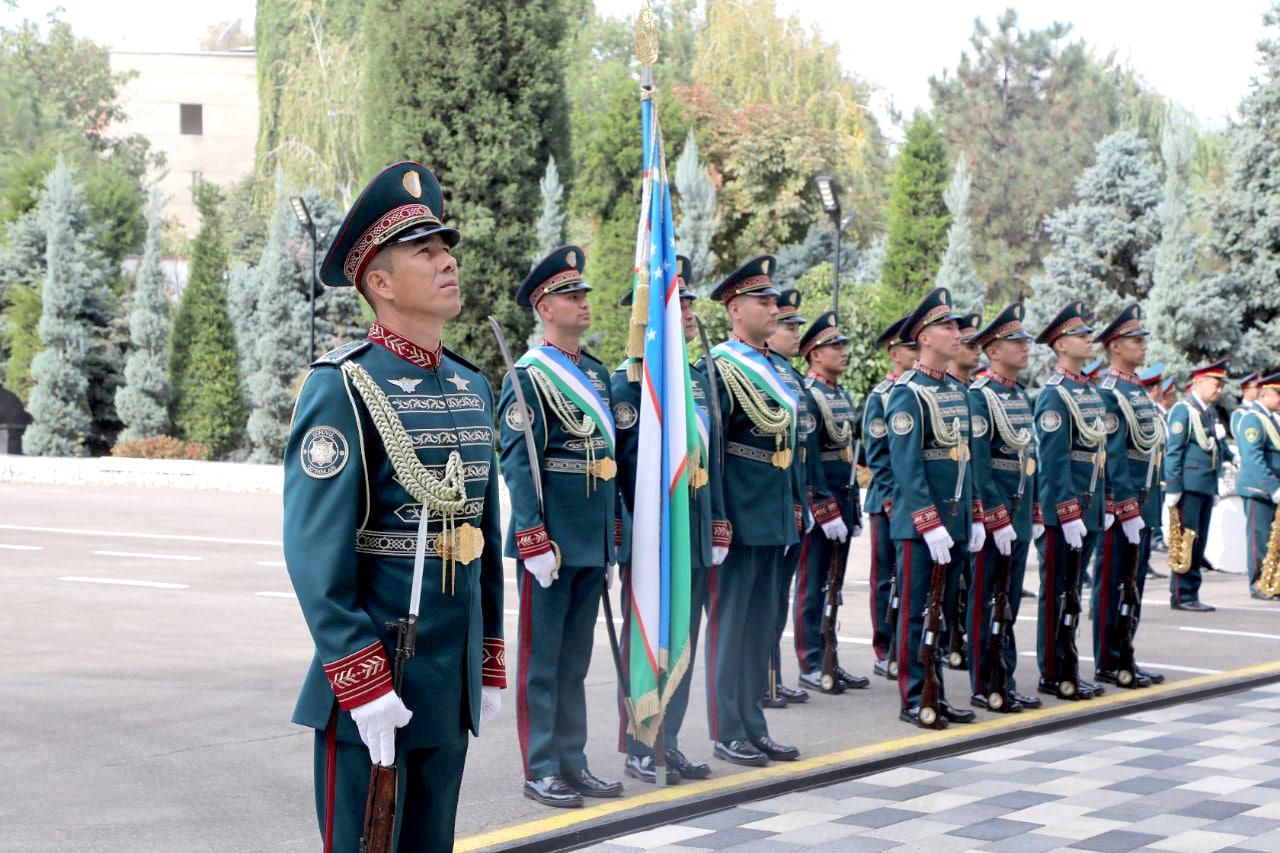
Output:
top-left (115, 185), bottom-right (172, 441)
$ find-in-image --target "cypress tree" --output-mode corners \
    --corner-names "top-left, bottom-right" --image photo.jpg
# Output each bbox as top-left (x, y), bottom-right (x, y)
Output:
top-left (935, 155), bottom-right (984, 314)
top-left (674, 129), bottom-right (720, 296)
top-left (535, 156), bottom-right (565, 256)
top-left (115, 185), bottom-right (171, 440)
top-left (881, 111), bottom-right (950, 312)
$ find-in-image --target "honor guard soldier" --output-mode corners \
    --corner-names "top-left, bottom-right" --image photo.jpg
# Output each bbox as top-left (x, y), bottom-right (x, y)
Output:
top-left (1232, 371), bottom-right (1264, 438)
top-left (498, 245), bottom-right (622, 807)
top-left (1083, 357), bottom-right (1104, 385)
top-left (886, 287), bottom-right (980, 729)
top-left (965, 302), bottom-right (1042, 713)
top-left (612, 257), bottom-right (722, 783)
top-left (1092, 304), bottom-right (1166, 688)
top-left (792, 310), bottom-right (868, 691)
top-left (865, 317), bottom-right (917, 679)
top-left (1138, 363), bottom-right (1169, 560)
top-left (1033, 301), bottom-right (1108, 701)
top-left (944, 312), bottom-right (984, 672)
top-left (284, 162), bottom-right (506, 851)
top-left (704, 256), bottom-right (802, 765)
top-left (1234, 372), bottom-right (1280, 599)
top-left (1164, 359), bottom-right (1229, 612)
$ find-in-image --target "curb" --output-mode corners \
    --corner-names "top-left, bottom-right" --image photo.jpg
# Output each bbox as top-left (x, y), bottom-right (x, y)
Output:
top-left (0, 455), bottom-right (283, 493)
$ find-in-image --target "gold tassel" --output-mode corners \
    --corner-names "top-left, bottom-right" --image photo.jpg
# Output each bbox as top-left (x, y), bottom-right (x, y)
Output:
top-left (626, 281), bottom-right (650, 361)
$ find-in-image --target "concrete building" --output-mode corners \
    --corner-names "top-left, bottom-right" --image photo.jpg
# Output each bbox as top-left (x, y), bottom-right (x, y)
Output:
top-left (108, 50), bottom-right (259, 234)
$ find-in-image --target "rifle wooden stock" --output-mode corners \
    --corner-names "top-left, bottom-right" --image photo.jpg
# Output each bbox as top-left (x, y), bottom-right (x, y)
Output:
top-left (360, 766), bottom-right (397, 853)
top-left (818, 539), bottom-right (848, 694)
top-left (918, 558), bottom-right (946, 727)
top-left (946, 569), bottom-right (966, 669)
top-left (981, 551), bottom-right (1013, 710)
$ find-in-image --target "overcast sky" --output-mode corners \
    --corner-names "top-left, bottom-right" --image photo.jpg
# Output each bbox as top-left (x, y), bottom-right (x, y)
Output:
top-left (6, 0), bottom-right (1271, 136)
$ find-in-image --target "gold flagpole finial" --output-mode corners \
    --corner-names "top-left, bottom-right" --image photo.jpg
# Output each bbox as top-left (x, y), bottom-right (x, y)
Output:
top-left (634, 0), bottom-right (660, 67)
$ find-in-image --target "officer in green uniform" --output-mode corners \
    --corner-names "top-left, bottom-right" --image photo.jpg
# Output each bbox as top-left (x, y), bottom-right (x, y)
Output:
top-left (1091, 304), bottom-right (1166, 688)
top-left (1164, 359), bottom-right (1229, 611)
top-left (612, 257), bottom-right (723, 783)
top-left (886, 287), bottom-right (980, 728)
top-left (1138, 364), bottom-right (1170, 563)
top-left (865, 317), bottom-right (917, 679)
top-left (944, 312), bottom-right (983, 671)
top-left (284, 162), bottom-right (506, 852)
top-left (1033, 301), bottom-right (1107, 701)
top-left (965, 302), bottom-right (1042, 713)
top-left (704, 256), bottom-right (801, 765)
top-left (497, 245), bottom-right (622, 807)
top-left (792, 310), bottom-right (868, 690)
top-left (1232, 372), bottom-right (1263, 439)
top-left (1234, 373), bottom-right (1280, 598)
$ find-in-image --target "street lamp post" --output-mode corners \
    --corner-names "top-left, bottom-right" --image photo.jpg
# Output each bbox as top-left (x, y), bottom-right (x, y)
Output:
top-left (290, 196), bottom-right (318, 362)
top-left (814, 176), bottom-right (853, 316)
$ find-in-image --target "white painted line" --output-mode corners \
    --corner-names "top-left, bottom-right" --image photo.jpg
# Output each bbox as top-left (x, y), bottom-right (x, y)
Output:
top-left (1181, 626), bottom-right (1280, 641)
top-left (257, 560), bottom-right (287, 567)
top-left (60, 576), bottom-right (188, 590)
top-left (255, 591), bottom-right (297, 599)
top-left (0, 543), bottom-right (42, 551)
top-left (1015, 650), bottom-right (1220, 675)
top-left (92, 550), bottom-right (202, 562)
top-left (1202, 604), bottom-right (1278, 613)
top-left (0, 523), bottom-right (279, 547)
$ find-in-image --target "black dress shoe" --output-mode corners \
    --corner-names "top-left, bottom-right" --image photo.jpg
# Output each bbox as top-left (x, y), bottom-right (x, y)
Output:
top-left (751, 736), bottom-right (799, 761)
top-left (900, 706), bottom-right (948, 729)
top-left (940, 700), bottom-right (976, 723)
top-left (1172, 599), bottom-right (1216, 612)
top-left (760, 691), bottom-right (788, 709)
top-left (1012, 691), bottom-right (1042, 708)
top-left (665, 748), bottom-right (710, 780)
top-left (1095, 669), bottom-right (1151, 689)
top-left (624, 754), bottom-right (681, 785)
top-left (1137, 668), bottom-right (1165, 684)
top-left (1039, 677), bottom-right (1083, 700)
top-left (562, 768), bottom-right (623, 798)
top-left (1021, 588), bottom-right (1036, 598)
top-left (971, 692), bottom-right (1022, 713)
top-left (713, 739), bottom-right (768, 767)
top-left (873, 657), bottom-right (890, 679)
top-left (523, 775), bottom-right (583, 808)
top-left (836, 667), bottom-right (870, 689)
top-left (1080, 679), bottom-right (1103, 698)
top-left (1252, 588), bottom-right (1273, 600)
top-left (777, 683), bottom-right (810, 703)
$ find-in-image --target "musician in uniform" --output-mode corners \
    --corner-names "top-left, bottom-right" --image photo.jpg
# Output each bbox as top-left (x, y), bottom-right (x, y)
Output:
top-left (965, 302), bottom-right (1042, 713)
top-left (1138, 364), bottom-right (1169, 560)
top-left (1163, 359), bottom-right (1229, 612)
top-left (498, 245), bottom-right (622, 807)
top-left (284, 162), bottom-right (506, 851)
top-left (885, 287), bottom-right (981, 728)
top-left (704, 256), bottom-right (802, 765)
top-left (1033, 301), bottom-right (1108, 701)
top-left (1234, 372), bottom-right (1280, 599)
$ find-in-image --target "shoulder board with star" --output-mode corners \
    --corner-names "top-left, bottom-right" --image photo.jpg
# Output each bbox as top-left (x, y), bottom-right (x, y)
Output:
top-left (872, 378), bottom-right (892, 394)
top-left (894, 369), bottom-right (916, 386)
top-left (971, 375), bottom-right (989, 390)
top-left (1100, 375), bottom-right (1117, 390)
top-left (442, 346), bottom-right (483, 375)
top-left (1046, 373), bottom-right (1063, 386)
top-left (311, 339), bottom-right (370, 367)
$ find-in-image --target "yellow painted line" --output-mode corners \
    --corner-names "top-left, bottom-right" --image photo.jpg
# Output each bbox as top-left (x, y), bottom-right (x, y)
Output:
top-left (456, 659), bottom-right (1280, 852)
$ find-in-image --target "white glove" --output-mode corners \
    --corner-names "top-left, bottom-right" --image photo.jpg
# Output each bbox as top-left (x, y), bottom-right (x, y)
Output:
top-left (606, 563), bottom-right (616, 590)
top-left (923, 526), bottom-right (954, 565)
top-left (992, 524), bottom-right (1017, 556)
top-left (1120, 515), bottom-right (1145, 545)
top-left (480, 686), bottom-right (502, 725)
top-left (1271, 487), bottom-right (1280, 505)
top-left (805, 508), bottom-right (815, 533)
top-left (1215, 422), bottom-right (1227, 440)
top-left (1104, 512), bottom-right (1115, 530)
top-left (1032, 523), bottom-right (1045, 541)
top-left (821, 516), bottom-right (849, 543)
top-left (1165, 492), bottom-right (1182, 510)
top-left (524, 551), bottom-right (557, 589)
top-left (1061, 518), bottom-right (1087, 551)
top-left (968, 522), bottom-right (986, 553)
top-left (712, 545), bottom-right (729, 565)
top-left (852, 524), bottom-right (864, 538)
top-left (350, 692), bottom-right (413, 767)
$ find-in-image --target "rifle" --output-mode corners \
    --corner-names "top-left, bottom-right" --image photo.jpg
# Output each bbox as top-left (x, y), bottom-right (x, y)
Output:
top-left (946, 570), bottom-right (967, 670)
top-left (1111, 444), bottom-right (1159, 689)
top-left (918, 556), bottom-right (947, 728)
top-left (980, 550), bottom-right (1014, 711)
top-left (818, 538), bottom-right (849, 694)
top-left (1055, 542), bottom-right (1084, 699)
top-left (885, 576), bottom-right (900, 678)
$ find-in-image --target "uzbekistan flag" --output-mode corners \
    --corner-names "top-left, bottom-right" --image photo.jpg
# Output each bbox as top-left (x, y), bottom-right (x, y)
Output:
top-left (623, 85), bottom-right (695, 746)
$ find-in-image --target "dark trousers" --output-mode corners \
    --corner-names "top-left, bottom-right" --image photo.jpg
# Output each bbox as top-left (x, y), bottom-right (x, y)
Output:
top-left (312, 721), bottom-right (467, 853)
top-left (967, 535), bottom-right (1031, 696)
top-left (779, 533), bottom-right (812, 677)
top-left (868, 512), bottom-right (896, 663)
top-left (1171, 492), bottom-right (1213, 603)
top-left (516, 561), bottom-right (602, 780)
top-left (707, 544), bottom-right (783, 742)
top-left (1091, 526), bottom-right (1152, 672)
top-left (1036, 526), bottom-right (1098, 683)
top-left (1244, 497), bottom-right (1276, 587)
top-left (894, 537), bottom-right (963, 709)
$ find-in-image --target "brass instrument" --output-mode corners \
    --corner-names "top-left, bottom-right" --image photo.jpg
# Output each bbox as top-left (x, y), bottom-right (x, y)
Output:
top-left (1167, 502), bottom-right (1197, 575)
top-left (1258, 507), bottom-right (1280, 598)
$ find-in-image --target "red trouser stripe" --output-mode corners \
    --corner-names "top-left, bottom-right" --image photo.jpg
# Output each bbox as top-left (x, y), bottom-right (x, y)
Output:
top-left (970, 548), bottom-right (985, 693)
top-left (323, 707), bottom-right (337, 853)
top-left (792, 534), bottom-right (811, 671)
top-left (898, 541), bottom-right (912, 707)
top-left (517, 572), bottom-right (533, 779)
top-left (869, 519), bottom-right (883, 658)
top-left (706, 566), bottom-right (721, 740)
top-left (1044, 532), bottom-right (1056, 681)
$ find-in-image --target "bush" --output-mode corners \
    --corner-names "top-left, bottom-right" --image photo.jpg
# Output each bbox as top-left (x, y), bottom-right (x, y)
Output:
top-left (111, 435), bottom-right (212, 461)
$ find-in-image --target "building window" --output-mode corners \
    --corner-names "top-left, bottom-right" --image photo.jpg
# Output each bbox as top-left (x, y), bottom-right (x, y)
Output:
top-left (180, 103), bottom-right (203, 135)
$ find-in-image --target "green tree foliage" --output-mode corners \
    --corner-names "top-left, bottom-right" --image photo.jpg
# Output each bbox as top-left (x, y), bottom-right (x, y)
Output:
top-left (115, 185), bottom-right (172, 441)
top-left (169, 183), bottom-right (246, 456)
top-left (674, 129), bottom-right (719, 296)
top-left (0, 208), bottom-right (44, 401)
top-left (881, 111), bottom-right (950, 313)
top-left (935, 156), bottom-right (984, 314)
top-left (362, 0), bottom-right (571, 379)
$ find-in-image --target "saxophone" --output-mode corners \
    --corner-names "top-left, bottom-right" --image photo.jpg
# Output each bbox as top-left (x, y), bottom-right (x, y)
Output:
top-left (1168, 501), bottom-right (1197, 576)
top-left (1258, 507), bottom-right (1280, 598)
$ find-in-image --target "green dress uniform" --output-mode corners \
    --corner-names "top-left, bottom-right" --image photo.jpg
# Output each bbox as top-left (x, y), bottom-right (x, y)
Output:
top-left (1033, 302), bottom-right (1107, 699)
top-left (885, 288), bottom-right (974, 718)
top-left (1163, 359), bottom-right (1229, 606)
top-left (284, 163), bottom-right (505, 853)
top-left (496, 247), bottom-right (619, 788)
top-left (965, 303), bottom-right (1038, 709)
top-left (944, 313), bottom-right (984, 672)
top-left (1234, 378), bottom-right (1280, 590)
top-left (1231, 372), bottom-right (1262, 439)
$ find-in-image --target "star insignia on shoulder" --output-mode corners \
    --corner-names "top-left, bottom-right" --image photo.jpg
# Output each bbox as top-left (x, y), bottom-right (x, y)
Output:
top-left (388, 378), bottom-right (422, 393)
top-left (586, 368), bottom-right (599, 380)
top-left (446, 373), bottom-right (470, 391)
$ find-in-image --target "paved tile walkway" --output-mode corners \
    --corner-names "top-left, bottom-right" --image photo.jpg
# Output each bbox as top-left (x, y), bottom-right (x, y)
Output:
top-left (586, 682), bottom-right (1280, 852)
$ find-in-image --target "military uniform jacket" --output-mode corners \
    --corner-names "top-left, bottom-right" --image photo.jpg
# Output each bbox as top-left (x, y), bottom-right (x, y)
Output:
top-left (1235, 403), bottom-right (1280, 502)
top-left (968, 373), bottom-right (1038, 540)
top-left (863, 374), bottom-right (897, 517)
top-left (805, 372), bottom-right (859, 522)
top-left (1034, 365), bottom-right (1107, 531)
top-left (885, 363), bottom-right (974, 543)
top-left (497, 346), bottom-right (617, 567)
top-left (776, 357), bottom-right (837, 526)
top-left (283, 326), bottom-right (505, 748)
top-left (1164, 394), bottom-right (1225, 497)
top-left (612, 361), bottom-right (728, 567)
top-left (1099, 368), bottom-right (1165, 528)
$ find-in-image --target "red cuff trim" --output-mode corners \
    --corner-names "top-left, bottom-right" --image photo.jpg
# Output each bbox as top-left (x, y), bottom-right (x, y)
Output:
top-left (1056, 499), bottom-right (1082, 524)
top-left (324, 642), bottom-right (393, 711)
top-left (712, 519), bottom-right (732, 548)
top-left (614, 518), bottom-right (623, 549)
top-left (1105, 494), bottom-right (1117, 515)
top-left (1115, 496), bottom-right (1141, 521)
top-left (516, 524), bottom-right (552, 559)
top-left (984, 504), bottom-right (1012, 531)
top-left (794, 504), bottom-right (803, 532)
top-left (912, 505), bottom-right (942, 534)
top-left (972, 500), bottom-right (984, 524)
top-left (883, 498), bottom-right (893, 516)
top-left (482, 637), bottom-right (506, 688)
top-left (812, 497), bottom-right (841, 525)
top-left (1033, 504), bottom-right (1044, 526)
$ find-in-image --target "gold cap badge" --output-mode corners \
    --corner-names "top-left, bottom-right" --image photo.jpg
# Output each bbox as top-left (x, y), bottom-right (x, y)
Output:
top-left (403, 170), bottom-right (422, 198)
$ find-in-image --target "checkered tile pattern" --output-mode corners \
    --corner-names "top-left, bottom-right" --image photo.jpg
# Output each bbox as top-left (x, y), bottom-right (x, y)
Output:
top-left (587, 683), bottom-right (1280, 852)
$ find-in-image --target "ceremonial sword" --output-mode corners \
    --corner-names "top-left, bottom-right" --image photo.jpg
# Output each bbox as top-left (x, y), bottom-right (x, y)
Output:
top-left (948, 418), bottom-right (967, 520)
top-left (489, 316), bottom-right (545, 511)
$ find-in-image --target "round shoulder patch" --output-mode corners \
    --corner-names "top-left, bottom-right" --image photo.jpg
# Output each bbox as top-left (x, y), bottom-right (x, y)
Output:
top-left (300, 425), bottom-right (349, 479)
top-left (613, 401), bottom-right (638, 430)
top-left (1245, 426), bottom-right (1261, 444)
top-left (1039, 410), bottom-right (1063, 433)
top-left (1104, 412), bottom-right (1119, 434)
top-left (891, 411), bottom-right (915, 436)
top-left (868, 417), bottom-right (888, 439)
top-left (505, 403), bottom-right (534, 432)
top-left (1171, 420), bottom-right (1185, 435)
top-left (972, 415), bottom-right (989, 438)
